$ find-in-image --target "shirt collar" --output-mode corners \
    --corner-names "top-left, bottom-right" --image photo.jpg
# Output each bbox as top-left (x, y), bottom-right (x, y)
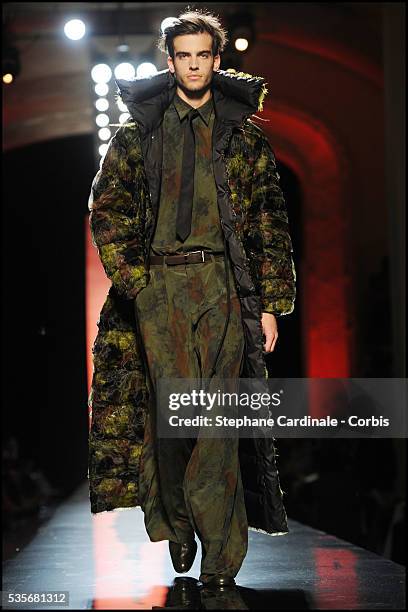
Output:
top-left (173, 92), bottom-right (214, 126)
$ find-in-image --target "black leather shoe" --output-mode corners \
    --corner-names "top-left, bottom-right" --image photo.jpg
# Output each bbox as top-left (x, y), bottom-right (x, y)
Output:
top-left (169, 539), bottom-right (198, 573)
top-left (199, 575), bottom-right (236, 589)
top-left (152, 577), bottom-right (202, 609)
top-left (169, 577), bottom-right (202, 608)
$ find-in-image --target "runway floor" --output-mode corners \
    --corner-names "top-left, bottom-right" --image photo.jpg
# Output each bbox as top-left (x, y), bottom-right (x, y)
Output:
top-left (2, 480), bottom-right (405, 609)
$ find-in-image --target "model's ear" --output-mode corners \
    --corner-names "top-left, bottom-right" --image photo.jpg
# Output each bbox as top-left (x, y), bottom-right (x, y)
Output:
top-left (213, 54), bottom-right (221, 71)
top-left (167, 56), bottom-right (175, 74)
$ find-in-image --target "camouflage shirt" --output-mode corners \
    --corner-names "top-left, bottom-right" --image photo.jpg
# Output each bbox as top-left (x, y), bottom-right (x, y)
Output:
top-left (150, 92), bottom-right (225, 255)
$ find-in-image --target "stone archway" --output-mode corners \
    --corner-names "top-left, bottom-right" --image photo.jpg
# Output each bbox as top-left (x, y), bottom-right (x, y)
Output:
top-left (257, 104), bottom-right (354, 378)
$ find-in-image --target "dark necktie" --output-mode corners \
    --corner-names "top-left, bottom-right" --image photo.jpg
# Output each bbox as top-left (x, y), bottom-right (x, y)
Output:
top-left (176, 108), bottom-right (200, 242)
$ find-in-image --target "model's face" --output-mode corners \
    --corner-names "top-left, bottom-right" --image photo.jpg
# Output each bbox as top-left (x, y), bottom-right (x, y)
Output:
top-left (167, 32), bottom-right (220, 97)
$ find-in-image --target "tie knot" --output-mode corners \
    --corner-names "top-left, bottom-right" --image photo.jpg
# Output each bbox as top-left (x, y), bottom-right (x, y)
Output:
top-left (188, 108), bottom-right (200, 122)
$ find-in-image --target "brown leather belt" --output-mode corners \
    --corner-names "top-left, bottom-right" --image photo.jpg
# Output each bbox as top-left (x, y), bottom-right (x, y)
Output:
top-left (149, 250), bottom-right (225, 266)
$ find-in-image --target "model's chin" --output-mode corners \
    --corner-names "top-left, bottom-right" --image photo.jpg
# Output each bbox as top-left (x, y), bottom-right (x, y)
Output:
top-left (183, 79), bottom-right (206, 89)
top-left (177, 78), bottom-right (211, 98)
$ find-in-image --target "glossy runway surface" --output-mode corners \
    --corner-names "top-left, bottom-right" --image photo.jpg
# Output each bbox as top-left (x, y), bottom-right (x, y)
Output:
top-left (2, 481), bottom-right (405, 609)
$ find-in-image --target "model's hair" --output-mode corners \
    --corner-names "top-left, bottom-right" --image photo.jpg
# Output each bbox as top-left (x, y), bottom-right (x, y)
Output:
top-left (157, 6), bottom-right (228, 60)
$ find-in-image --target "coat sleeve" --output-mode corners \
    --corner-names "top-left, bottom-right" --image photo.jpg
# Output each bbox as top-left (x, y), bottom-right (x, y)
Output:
top-left (88, 125), bottom-right (149, 300)
top-left (249, 132), bottom-right (296, 316)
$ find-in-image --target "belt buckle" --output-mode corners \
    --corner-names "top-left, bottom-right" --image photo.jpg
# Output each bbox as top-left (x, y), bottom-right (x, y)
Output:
top-left (186, 250), bottom-right (205, 262)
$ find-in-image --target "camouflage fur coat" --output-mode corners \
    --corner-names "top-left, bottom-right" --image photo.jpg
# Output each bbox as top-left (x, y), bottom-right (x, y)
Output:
top-left (88, 68), bottom-right (296, 537)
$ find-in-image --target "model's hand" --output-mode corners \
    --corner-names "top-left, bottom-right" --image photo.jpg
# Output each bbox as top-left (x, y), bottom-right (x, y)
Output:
top-left (262, 312), bottom-right (278, 352)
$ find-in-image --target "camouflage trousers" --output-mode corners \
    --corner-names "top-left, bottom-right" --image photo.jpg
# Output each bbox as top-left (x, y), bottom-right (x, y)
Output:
top-left (134, 253), bottom-right (248, 582)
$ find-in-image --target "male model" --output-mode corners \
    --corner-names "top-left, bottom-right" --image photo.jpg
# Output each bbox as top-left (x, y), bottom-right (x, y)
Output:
top-left (88, 9), bottom-right (296, 591)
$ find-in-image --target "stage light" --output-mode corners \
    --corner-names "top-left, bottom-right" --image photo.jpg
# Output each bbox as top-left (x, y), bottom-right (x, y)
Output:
top-left (119, 113), bottom-right (131, 124)
top-left (160, 17), bottom-right (180, 33)
top-left (3, 45), bottom-right (20, 84)
top-left (98, 128), bottom-right (111, 141)
top-left (95, 98), bottom-right (109, 112)
top-left (99, 143), bottom-right (109, 157)
top-left (228, 14), bottom-right (255, 55)
top-left (91, 63), bottom-right (112, 84)
top-left (114, 62), bottom-right (135, 80)
top-left (117, 99), bottom-right (128, 113)
top-left (136, 62), bottom-right (157, 79)
top-left (235, 38), bottom-right (249, 52)
top-left (95, 113), bottom-right (109, 127)
top-left (64, 19), bottom-right (86, 41)
top-left (231, 26), bottom-right (252, 52)
top-left (94, 82), bottom-right (109, 96)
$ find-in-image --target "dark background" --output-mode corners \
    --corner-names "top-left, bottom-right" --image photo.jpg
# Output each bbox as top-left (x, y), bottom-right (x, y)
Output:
top-left (2, 135), bottom-right (93, 490)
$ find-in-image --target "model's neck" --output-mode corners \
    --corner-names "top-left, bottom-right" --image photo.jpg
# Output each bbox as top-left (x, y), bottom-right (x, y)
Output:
top-left (175, 87), bottom-right (212, 109)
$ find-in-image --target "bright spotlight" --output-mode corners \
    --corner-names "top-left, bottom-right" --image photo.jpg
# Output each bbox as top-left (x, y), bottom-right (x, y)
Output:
top-left (91, 64), bottom-right (112, 84)
top-left (231, 18), bottom-right (255, 53)
top-left (114, 62), bottom-right (135, 80)
top-left (119, 113), bottom-right (131, 124)
top-left (98, 128), bottom-right (111, 141)
top-left (160, 17), bottom-right (180, 33)
top-left (95, 113), bottom-right (110, 127)
top-left (3, 46), bottom-right (20, 83)
top-left (235, 38), bottom-right (249, 52)
top-left (94, 82), bottom-right (109, 96)
top-left (117, 99), bottom-right (128, 113)
top-left (99, 143), bottom-right (109, 157)
top-left (95, 98), bottom-right (109, 112)
top-left (136, 63), bottom-right (157, 79)
top-left (64, 19), bottom-right (86, 41)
